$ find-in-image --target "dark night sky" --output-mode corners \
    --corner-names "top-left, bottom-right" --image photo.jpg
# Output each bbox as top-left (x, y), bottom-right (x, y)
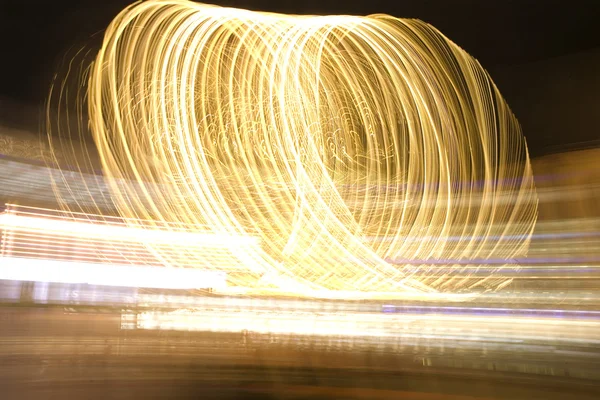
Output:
top-left (1, 0), bottom-right (599, 154)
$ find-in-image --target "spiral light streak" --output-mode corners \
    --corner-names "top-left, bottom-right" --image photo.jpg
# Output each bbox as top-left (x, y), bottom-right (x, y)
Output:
top-left (49, 0), bottom-right (537, 296)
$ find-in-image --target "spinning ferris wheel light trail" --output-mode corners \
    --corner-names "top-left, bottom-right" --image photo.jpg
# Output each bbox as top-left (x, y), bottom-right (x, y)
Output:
top-left (44, 0), bottom-right (537, 297)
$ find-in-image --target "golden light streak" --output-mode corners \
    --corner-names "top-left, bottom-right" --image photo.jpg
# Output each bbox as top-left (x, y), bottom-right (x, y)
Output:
top-left (48, 0), bottom-right (537, 296)
top-left (132, 308), bottom-right (600, 337)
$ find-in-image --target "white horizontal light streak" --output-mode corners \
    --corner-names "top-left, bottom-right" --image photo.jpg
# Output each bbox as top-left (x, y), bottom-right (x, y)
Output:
top-left (0, 212), bottom-right (258, 247)
top-left (47, 0), bottom-right (537, 296)
top-left (133, 309), bottom-right (600, 339)
top-left (0, 257), bottom-right (226, 289)
top-left (0, 205), bottom-right (258, 288)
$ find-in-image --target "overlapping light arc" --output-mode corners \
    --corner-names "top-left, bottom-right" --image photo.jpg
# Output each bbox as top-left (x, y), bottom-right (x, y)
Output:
top-left (62, 0), bottom-right (538, 295)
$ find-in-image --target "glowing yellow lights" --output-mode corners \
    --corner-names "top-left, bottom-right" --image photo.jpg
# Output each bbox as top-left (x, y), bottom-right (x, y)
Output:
top-left (48, 0), bottom-right (537, 296)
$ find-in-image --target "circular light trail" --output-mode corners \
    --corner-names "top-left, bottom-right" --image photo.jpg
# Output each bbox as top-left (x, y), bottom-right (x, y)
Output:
top-left (51, 0), bottom-right (538, 297)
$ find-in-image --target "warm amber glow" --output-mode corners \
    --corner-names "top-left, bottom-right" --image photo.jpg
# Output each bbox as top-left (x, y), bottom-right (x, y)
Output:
top-left (47, 0), bottom-right (537, 297)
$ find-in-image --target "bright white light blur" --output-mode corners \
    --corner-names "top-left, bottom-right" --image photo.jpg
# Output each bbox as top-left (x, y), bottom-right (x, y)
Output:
top-left (133, 308), bottom-right (600, 341)
top-left (0, 257), bottom-right (226, 289)
top-left (0, 213), bottom-right (258, 247)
